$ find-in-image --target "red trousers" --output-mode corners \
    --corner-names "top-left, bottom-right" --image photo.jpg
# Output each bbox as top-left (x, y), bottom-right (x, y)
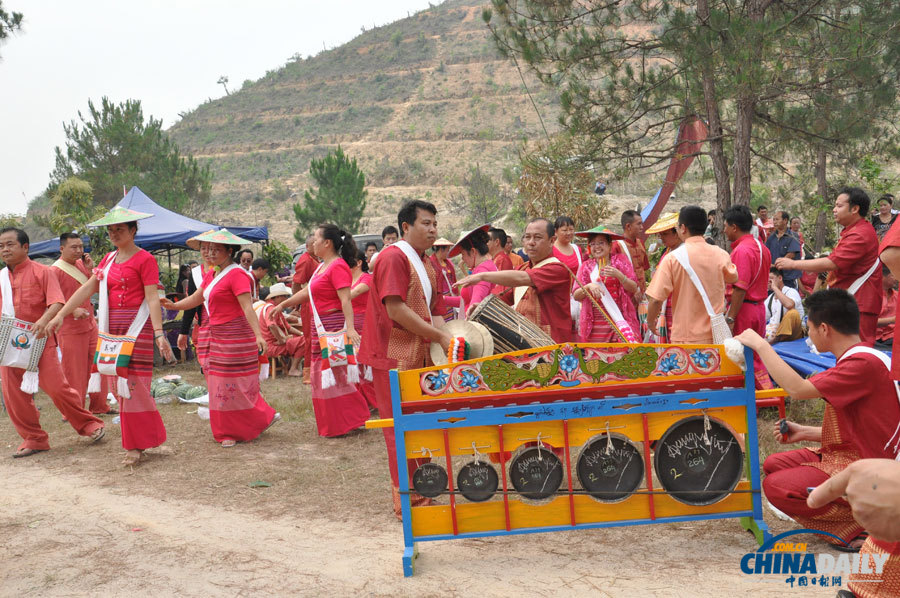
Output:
top-left (300, 304), bottom-right (312, 381)
top-left (860, 312), bottom-right (877, 347)
top-left (58, 326), bottom-right (111, 414)
top-left (373, 368), bottom-right (428, 487)
top-left (763, 448), bottom-right (862, 543)
top-left (1, 342), bottom-right (104, 451)
top-left (734, 302), bottom-right (773, 389)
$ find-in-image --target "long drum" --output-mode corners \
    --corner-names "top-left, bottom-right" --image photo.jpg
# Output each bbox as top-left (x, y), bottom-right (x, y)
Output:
top-left (467, 295), bottom-right (555, 354)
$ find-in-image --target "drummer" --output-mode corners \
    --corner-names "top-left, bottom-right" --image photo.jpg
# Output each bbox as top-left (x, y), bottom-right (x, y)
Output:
top-left (442, 224), bottom-right (496, 318)
top-left (456, 218), bottom-right (575, 343)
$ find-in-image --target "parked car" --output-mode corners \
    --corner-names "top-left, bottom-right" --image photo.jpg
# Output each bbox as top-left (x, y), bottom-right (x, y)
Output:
top-left (291, 233), bottom-right (384, 274)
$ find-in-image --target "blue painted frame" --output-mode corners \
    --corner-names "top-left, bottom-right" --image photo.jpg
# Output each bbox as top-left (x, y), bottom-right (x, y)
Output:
top-left (391, 345), bottom-right (771, 576)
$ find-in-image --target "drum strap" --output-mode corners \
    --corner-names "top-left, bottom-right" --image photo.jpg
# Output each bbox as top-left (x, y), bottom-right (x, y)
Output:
top-left (394, 241), bottom-right (433, 324)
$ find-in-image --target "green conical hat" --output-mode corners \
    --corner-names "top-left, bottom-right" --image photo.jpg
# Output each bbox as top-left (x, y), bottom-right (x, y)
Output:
top-left (575, 225), bottom-right (625, 241)
top-left (186, 228), bottom-right (252, 250)
top-left (87, 206), bottom-right (153, 227)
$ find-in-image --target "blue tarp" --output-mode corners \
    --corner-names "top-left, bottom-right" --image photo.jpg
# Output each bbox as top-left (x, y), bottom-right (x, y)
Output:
top-left (116, 186), bottom-right (268, 250)
top-left (772, 338), bottom-right (891, 377)
top-left (28, 236), bottom-right (92, 259)
top-left (28, 187), bottom-right (268, 257)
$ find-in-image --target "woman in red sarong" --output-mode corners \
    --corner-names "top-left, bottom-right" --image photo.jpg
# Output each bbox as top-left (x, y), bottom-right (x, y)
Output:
top-left (177, 230), bottom-right (217, 371)
top-left (350, 252), bottom-right (376, 410)
top-left (162, 229), bottom-right (277, 448)
top-left (49, 206), bottom-right (174, 466)
top-left (573, 227), bottom-right (640, 342)
top-left (272, 224), bottom-right (370, 437)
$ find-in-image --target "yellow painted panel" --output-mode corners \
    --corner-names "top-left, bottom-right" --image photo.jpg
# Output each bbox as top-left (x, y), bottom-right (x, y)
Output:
top-left (397, 343), bottom-right (744, 403)
top-left (409, 480), bottom-right (756, 537)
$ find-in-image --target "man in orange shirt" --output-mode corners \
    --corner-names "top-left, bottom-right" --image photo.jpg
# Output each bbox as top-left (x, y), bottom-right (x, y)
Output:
top-left (0, 228), bottom-right (105, 457)
top-left (52, 232), bottom-right (113, 415)
top-left (488, 228), bottom-right (514, 271)
top-left (646, 206), bottom-right (738, 344)
top-left (505, 237), bottom-right (524, 269)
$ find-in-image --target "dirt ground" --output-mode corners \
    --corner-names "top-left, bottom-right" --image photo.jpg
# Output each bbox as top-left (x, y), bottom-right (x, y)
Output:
top-left (1, 363), bottom-right (833, 597)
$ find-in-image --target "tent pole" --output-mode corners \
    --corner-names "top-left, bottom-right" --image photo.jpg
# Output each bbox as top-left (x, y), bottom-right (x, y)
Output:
top-left (167, 247), bottom-right (172, 275)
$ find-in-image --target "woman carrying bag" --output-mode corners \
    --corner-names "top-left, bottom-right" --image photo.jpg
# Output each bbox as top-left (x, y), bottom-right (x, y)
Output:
top-left (272, 224), bottom-right (369, 437)
top-left (48, 206), bottom-right (174, 467)
top-left (161, 229), bottom-right (278, 448)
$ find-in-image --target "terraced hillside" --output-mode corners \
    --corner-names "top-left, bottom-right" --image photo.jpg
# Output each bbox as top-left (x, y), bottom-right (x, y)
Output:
top-left (168, 0), bottom-right (563, 243)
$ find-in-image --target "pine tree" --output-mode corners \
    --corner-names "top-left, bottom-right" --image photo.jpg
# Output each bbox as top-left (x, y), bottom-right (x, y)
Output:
top-left (293, 146), bottom-right (367, 241)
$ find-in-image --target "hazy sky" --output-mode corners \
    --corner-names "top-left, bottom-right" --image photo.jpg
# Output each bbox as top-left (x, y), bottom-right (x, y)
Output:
top-left (0, 0), bottom-right (436, 215)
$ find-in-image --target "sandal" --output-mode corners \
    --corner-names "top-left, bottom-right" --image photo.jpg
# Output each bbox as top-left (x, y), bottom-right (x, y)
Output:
top-left (12, 447), bottom-right (47, 459)
top-left (833, 533), bottom-right (868, 553)
top-left (122, 450), bottom-right (142, 466)
top-left (90, 426), bottom-right (106, 443)
top-left (221, 439), bottom-right (237, 448)
top-left (264, 412), bottom-right (282, 432)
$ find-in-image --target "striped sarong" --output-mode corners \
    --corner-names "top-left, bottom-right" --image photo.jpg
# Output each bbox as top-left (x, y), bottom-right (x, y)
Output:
top-left (354, 311), bottom-right (377, 410)
top-left (109, 306), bottom-right (166, 450)
top-left (206, 317), bottom-right (275, 443)
top-left (310, 310), bottom-right (369, 437)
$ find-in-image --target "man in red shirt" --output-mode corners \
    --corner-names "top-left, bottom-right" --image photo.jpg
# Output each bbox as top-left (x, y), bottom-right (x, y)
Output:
top-left (776, 187), bottom-right (882, 346)
top-left (292, 234), bottom-right (319, 384)
top-left (754, 205), bottom-right (774, 243)
top-left (735, 289), bottom-right (900, 550)
top-left (723, 205), bottom-right (773, 389)
top-left (359, 200), bottom-right (452, 518)
top-left (52, 232), bottom-right (112, 415)
top-left (610, 210), bottom-right (649, 299)
top-left (257, 283), bottom-right (306, 376)
top-left (457, 218), bottom-right (575, 343)
top-left (0, 228), bottom-right (105, 457)
top-left (488, 228), bottom-right (514, 271)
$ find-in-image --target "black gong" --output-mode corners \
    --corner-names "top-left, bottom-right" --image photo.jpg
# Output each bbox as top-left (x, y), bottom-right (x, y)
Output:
top-left (456, 461), bottom-right (499, 502)
top-left (510, 446), bottom-right (563, 500)
top-left (411, 463), bottom-right (448, 499)
top-left (576, 433), bottom-right (644, 502)
top-left (654, 416), bottom-right (743, 506)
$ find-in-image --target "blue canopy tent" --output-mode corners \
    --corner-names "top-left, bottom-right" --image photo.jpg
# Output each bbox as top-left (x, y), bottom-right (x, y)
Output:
top-left (28, 235), bottom-right (92, 259)
top-left (28, 187), bottom-right (268, 262)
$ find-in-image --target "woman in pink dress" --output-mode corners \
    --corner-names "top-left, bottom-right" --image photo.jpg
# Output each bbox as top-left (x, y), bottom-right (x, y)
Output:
top-left (445, 225), bottom-right (497, 317)
top-left (162, 229), bottom-right (277, 448)
top-left (273, 224), bottom-right (369, 437)
top-left (50, 207), bottom-right (174, 466)
top-left (573, 227), bottom-right (640, 342)
top-left (552, 215), bottom-right (584, 275)
top-left (350, 251), bottom-right (376, 409)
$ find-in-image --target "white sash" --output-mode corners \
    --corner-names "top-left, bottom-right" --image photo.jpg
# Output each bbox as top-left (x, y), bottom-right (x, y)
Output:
top-left (569, 245), bottom-right (583, 322)
top-left (307, 261), bottom-right (359, 387)
top-left (839, 346), bottom-right (900, 460)
top-left (0, 267), bottom-right (45, 393)
top-left (191, 265), bottom-right (204, 289)
top-left (394, 241), bottom-right (432, 309)
top-left (513, 255), bottom-right (561, 307)
top-left (616, 240), bottom-right (634, 269)
top-left (93, 252), bottom-right (151, 397)
top-left (671, 244), bottom-right (732, 343)
top-left (846, 258), bottom-right (880, 296)
top-left (202, 263), bottom-right (240, 316)
top-left (240, 266), bottom-right (258, 300)
top-left (588, 263), bottom-right (634, 339)
top-left (252, 299), bottom-right (270, 320)
top-left (51, 259), bottom-right (88, 285)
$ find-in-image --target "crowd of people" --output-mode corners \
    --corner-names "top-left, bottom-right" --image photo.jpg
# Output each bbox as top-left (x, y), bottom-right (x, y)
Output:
top-left (3, 189), bottom-right (900, 597)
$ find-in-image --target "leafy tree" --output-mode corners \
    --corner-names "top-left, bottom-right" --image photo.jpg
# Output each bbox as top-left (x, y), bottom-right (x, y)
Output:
top-left (447, 164), bottom-right (510, 228)
top-left (293, 146), bottom-right (367, 241)
top-left (0, 3), bottom-right (23, 59)
top-left (34, 176), bottom-right (112, 256)
top-left (516, 136), bottom-right (609, 229)
top-left (217, 75), bottom-right (230, 95)
top-left (50, 97), bottom-right (213, 217)
top-left (260, 240), bottom-right (293, 285)
top-left (485, 0), bottom-right (900, 214)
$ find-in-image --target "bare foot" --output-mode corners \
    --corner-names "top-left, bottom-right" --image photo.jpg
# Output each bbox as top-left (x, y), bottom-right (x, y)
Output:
top-left (122, 450), bottom-right (142, 467)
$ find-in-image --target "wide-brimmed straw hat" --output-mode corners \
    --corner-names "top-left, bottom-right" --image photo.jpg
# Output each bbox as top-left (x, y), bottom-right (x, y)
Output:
top-left (186, 228), bottom-right (252, 250)
top-left (88, 206), bottom-right (153, 228)
top-left (575, 225), bottom-right (625, 242)
top-left (267, 282), bottom-right (291, 298)
top-left (429, 319), bottom-right (495, 366)
top-left (449, 224), bottom-right (491, 258)
top-left (433, 237), bottom-right (454, 247)
top-left (645, 212), bottom-right (680, 235)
